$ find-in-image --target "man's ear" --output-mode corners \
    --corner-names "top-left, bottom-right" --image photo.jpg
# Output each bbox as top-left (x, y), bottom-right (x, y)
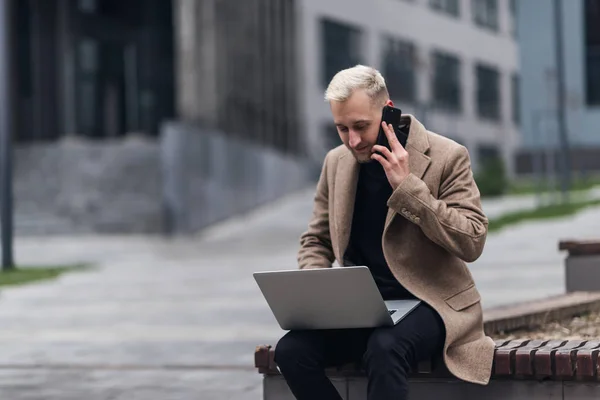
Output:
top-left (386, 99), bottom-right (394, 107)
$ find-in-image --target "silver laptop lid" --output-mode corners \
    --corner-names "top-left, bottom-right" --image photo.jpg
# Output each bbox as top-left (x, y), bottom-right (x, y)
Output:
top-left (254, 266), bottom-right (396, 330)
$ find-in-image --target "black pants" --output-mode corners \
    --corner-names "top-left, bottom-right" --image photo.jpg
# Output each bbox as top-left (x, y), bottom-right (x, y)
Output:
top-left (274, 303), bottom-right (445, 400)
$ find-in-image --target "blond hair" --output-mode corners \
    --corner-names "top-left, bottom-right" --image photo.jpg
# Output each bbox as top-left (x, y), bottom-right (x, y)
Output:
top-left (324, 65), bottom-right (389, 104)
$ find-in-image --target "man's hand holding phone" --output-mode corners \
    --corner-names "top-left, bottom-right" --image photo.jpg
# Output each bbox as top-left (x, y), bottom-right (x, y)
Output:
top-left (371, 121), bottom-right (410, 190)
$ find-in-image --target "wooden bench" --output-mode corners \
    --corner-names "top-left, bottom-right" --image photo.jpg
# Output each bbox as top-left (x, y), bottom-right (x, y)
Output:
top-left (255, 340), bottom-right (600, 399)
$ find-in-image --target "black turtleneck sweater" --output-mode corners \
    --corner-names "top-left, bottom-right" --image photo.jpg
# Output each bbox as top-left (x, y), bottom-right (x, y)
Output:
top-left (344, 160), bottom-right (416, 300)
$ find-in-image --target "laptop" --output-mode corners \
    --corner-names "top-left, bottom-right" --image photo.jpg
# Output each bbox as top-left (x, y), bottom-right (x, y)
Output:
top-left (253, 266), bottom-right (421, 330)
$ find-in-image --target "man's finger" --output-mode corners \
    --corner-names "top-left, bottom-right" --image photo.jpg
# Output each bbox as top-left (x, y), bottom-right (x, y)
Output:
top-left (371, 153), bottom-right (390, 169)
top-left (382, 122), bottom-right (402, 152)
top-left (371, 145), bottom-right (394, 161)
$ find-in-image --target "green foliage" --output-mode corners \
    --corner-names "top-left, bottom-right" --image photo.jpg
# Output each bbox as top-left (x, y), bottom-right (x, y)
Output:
top-left (475, 157), bottom-right (508, 198)
top-left (488, 198), bottom-right (600, 233)
top-left (0, 264), bottom-right (91, 287)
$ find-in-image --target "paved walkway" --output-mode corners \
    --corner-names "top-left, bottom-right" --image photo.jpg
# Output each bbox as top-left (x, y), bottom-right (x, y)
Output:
top-left (1, 187), bottom-right (600, 398)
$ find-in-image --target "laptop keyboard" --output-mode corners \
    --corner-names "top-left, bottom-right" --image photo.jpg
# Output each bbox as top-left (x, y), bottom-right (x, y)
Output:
top-left (388, 309), bottom-right (397, 315)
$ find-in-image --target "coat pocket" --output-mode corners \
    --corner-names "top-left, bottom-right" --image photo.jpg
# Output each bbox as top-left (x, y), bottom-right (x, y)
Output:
top-left (445, 284), bottom-right (481, 311)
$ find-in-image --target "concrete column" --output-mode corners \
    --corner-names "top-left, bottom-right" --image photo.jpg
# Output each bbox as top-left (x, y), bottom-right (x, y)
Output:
top-left (559, 240), bottom-right (600, 293)
top-left (173, 0), bottom-right (218, 125)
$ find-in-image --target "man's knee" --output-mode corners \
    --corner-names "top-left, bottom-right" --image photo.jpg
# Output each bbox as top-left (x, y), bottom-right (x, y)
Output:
top-left (364, 329), bottom-right (414, 371)
top-left (274, 331), bottom-right (318, 371)
top-left (274, 334), bottom-right (298, 368)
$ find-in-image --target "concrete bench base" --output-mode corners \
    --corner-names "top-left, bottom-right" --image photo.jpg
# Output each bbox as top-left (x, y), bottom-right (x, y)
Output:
top-left (559, 240), bottom-right (600, 292)
top-left (263, 374), bottom-right (600, 399)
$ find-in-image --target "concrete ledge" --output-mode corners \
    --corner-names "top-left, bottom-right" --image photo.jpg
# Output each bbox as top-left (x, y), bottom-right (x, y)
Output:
top-left (483, 292), bottom-right (600, 335)
top-left (559, 240), bottom-right (600, 256)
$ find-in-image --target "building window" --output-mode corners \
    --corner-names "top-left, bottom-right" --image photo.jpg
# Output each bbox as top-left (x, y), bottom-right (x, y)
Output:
top-left (432, 50), bottom-right (461, 112)
top-left (475, 63), bottom-right (501, 121)
top-left (429, 0), bottom-right (460, 17)
top-left (78, 0), bottom-right (97, 13)
top-left (584, 0), bottom-right (600, 106)
top-left (382, 36), bottom-right (417, 103)
top-left (509, 0), bottom-right (518, 37)
top-left (321, 18), bottom-right (363, 89)
top-left (477, 144), bottom-right (501, 170)
top-left (472, 0), bottom-right (498, 31)
top-left (512, 73), bottom-right (520, 124)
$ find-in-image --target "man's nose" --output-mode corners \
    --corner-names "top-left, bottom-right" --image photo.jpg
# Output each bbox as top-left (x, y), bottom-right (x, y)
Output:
top-left (348, 131), bottom-right (362, 148)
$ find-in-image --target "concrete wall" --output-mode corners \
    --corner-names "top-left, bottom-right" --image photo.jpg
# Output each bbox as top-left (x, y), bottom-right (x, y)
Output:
top-left (519, 0), bottom-right (600, 150)
top-left (297, 0), bottom-right (520, 175)
top-left (160, 122), bottom-right (312, 235)
top-left (14, 135), bottom-right (164, 235)
top-left (13, 125), bottom-right (312, 235)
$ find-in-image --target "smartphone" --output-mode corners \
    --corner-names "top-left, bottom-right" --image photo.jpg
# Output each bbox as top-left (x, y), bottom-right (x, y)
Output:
top-left (376, 105), bottom-right (408, 150)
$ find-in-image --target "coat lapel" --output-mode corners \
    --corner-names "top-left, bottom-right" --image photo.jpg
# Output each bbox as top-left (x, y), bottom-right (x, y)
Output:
top-left (333, 152), bottom-right (359, 263)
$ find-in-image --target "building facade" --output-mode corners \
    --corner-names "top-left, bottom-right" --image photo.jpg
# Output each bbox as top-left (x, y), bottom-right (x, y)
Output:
top-left (11, 0), bottom-right (305, 235)
top-left (10, 0), bottom-right (521, 234)
top-left (517, 0), bottom-right (600, 174)
top-left (15, 0), bottom-right (519, 168)
top-left (15, 0), bottom-right (176, 142)
top-left (297, 0), bottom-right (521, 174)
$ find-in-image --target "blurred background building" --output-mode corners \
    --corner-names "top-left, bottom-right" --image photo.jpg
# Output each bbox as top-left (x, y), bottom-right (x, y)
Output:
top-left (517, 0), bottom-right (600, 175)
top-left (12, 0), bottom-right (305, 235)
top-left (302, 0), bottom-right (520, 177)
top-left (16, 0), bottom-right (175, 142)
top-left (10, 0), bottom-right (595, 236)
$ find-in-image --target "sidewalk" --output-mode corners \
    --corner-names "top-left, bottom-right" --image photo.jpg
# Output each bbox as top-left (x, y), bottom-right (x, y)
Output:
top-left (0, 187), bottom-right (599, 398)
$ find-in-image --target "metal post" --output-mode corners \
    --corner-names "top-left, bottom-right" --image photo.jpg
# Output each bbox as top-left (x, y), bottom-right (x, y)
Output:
top-left (532, 111), bottom-right (545, 207)
top-left (553, 0), bottom-right (571, 203)
top-left (0, 0), bottom-right (14, 270)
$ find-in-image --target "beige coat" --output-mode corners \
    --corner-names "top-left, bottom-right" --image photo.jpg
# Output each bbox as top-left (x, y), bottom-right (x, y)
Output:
top-left (297, 114), bottom-right (495, 385)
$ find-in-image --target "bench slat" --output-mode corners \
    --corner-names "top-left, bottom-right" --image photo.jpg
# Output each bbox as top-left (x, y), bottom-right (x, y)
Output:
top-left (514, 340), bottom-right (550, 376)
top-left (574, 340), bottom-right (600, 379)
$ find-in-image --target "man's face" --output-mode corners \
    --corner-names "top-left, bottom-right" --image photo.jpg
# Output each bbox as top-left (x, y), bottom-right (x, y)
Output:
top-left (330, 89), bottom-right (388, 163)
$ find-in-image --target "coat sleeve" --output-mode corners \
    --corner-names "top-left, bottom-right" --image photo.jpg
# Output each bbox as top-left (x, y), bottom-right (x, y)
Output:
top-left (297, 153), bottom-right (336, 269)
top-left (386, 145), bottom-right (488, 263)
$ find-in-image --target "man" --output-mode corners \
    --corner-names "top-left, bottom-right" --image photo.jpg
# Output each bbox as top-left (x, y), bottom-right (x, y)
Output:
top-left (273, 65), bottom-right (495, 400)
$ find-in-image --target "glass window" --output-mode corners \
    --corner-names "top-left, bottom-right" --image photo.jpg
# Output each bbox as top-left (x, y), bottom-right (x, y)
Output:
top-left (78, 39), bottom-right (98, 73)
top-left (475, 63), bottom-right (501, 121)
top-left (382, 36), bottom-right (417, 103)
top-left (76, 38), bottom-right (99, 135)
top-left (321, 18), bottom-right (363, 88)
top-left (509, 0), bottom-right (518, 37)
top-left (432, 50), bottom-right (462, 112)
top-left (78, 0), bottom-right (97, 13)
top-left (472, 0), bottom-right (499, 31)
top-left (429, 0), bottom-right (460, 17)
top-left (477, 145), bottom-right (501, 167)
top-left (584, 0), bottom-right (600, 105)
